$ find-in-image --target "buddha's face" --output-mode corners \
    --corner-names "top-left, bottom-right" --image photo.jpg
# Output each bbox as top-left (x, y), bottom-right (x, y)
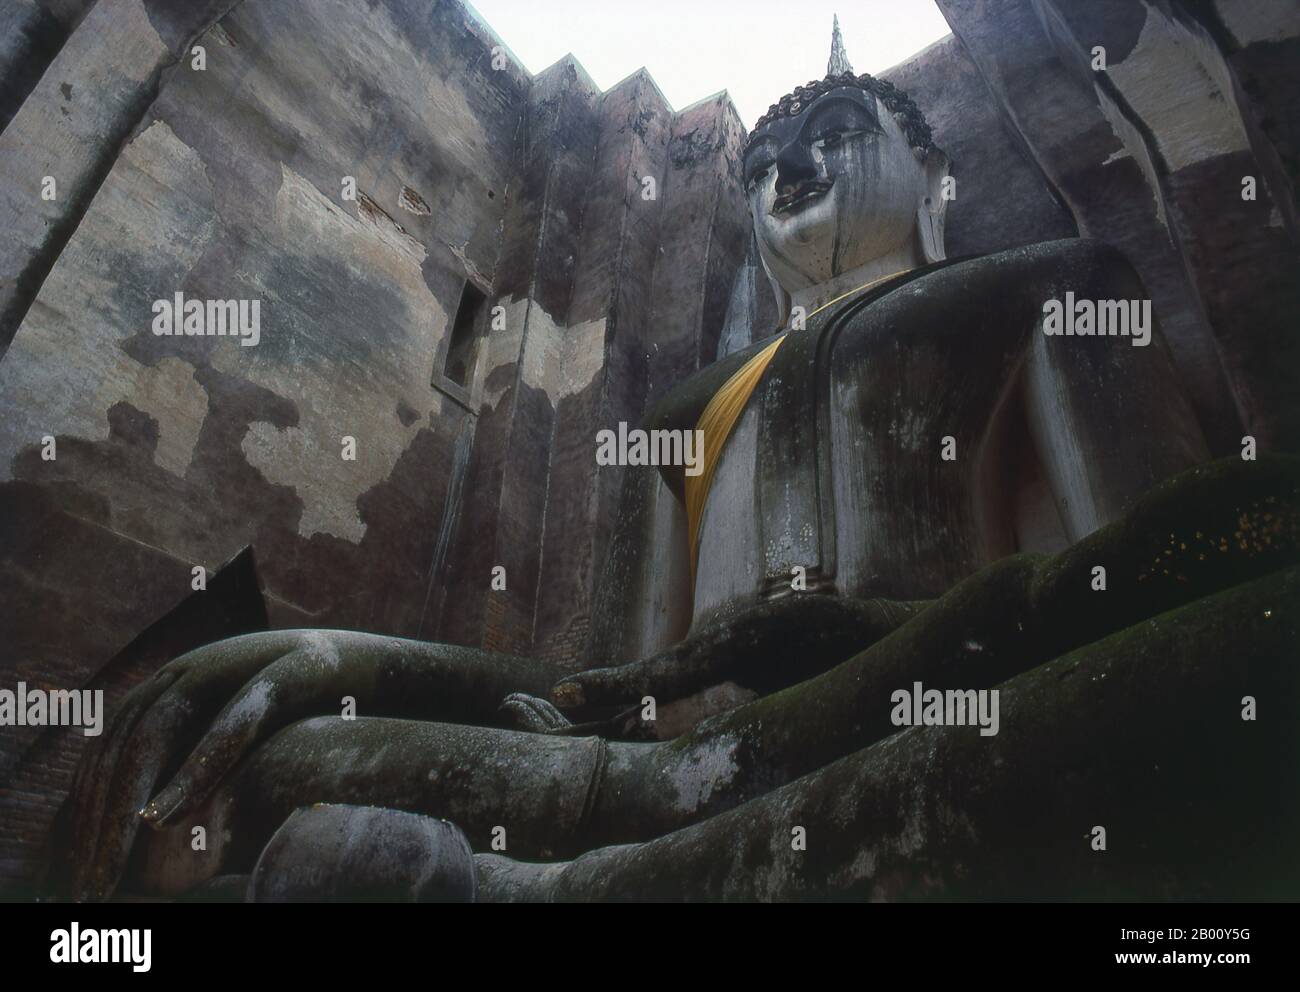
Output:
top-left (743, 87), bottom-right (934, 292)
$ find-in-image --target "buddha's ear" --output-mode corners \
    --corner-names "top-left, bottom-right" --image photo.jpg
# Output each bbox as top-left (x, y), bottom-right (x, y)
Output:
top-left (759, 250), bottom-right (792, 329)
top-left (917, 146), bottom-right (951, 264)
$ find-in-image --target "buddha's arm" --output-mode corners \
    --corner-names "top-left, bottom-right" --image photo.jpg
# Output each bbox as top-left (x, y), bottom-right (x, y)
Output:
top-left (580, 342), bottom-right (817, 696)
top-left (585, 352), bottom-right (770, 668)
top-left (584, 462), bottom-right (694, 667)
top-left (55, 630), bottom-right (555, 901)
top-left (1022, 240), bottom-right (1210, 541)
top-left (555, 595), bottom-right (926, 710)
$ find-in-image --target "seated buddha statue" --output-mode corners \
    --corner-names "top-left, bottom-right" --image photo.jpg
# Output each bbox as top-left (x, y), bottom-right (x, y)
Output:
top-left (54, 47), bottom-right (1300, 903)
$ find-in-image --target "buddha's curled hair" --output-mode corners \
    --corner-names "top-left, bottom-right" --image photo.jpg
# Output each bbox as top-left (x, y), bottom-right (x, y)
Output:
top-left (750, 70), bottom-right (937, 157)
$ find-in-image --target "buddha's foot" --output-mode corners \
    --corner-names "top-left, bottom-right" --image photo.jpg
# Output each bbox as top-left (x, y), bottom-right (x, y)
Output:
top-left (247, 804), bottom-right (476, 903)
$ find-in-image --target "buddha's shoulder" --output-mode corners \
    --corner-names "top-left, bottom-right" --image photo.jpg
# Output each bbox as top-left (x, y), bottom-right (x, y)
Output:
top-left (645, 334), bottom-right (778, 433)
top-left (647, 240), bottom-right (1140, 429)
top-left (986, 237), bottom-right (1136, 283)
top-left (906, 238), bottom-right (1141, 300)
top-left (826, 239), bottom-right (1143, 345)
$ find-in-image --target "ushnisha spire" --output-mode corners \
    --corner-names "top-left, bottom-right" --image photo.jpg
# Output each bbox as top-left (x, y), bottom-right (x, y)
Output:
top-left (828, 14), bottom-right (854, 76)
top-left (749, 11), bottom-right (937, 152)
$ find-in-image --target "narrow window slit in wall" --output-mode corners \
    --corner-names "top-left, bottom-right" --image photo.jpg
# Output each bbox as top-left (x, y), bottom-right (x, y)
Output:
top-left (444, 280), bottom-right (486, 387)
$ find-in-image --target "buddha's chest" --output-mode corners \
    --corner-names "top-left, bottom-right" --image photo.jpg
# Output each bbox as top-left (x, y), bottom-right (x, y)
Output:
top-left (690, 297), bottom-right (1037, 628)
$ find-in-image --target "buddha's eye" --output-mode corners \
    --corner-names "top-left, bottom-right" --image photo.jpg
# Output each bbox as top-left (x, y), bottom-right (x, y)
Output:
top-left (814, 129), bottom-right (846, 149)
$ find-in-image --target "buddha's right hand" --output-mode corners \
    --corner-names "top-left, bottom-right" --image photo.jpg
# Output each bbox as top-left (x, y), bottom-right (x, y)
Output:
top-left (59, 629), bottom-right (555, 901)
top-left (550, 595), bottom-right (927, 712)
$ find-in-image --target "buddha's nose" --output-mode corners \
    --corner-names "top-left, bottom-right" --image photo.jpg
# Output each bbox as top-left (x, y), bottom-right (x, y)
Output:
top-left (775, 139), bottom-right (818, 194)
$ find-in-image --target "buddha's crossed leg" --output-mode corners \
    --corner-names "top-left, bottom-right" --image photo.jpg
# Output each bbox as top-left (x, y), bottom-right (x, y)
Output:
top-left (62, 457), bottom-right (1300, 900)
top-left (56, 590), bottom-right (915, 900)
top-left (150, 557), bottom-right (1300, 900)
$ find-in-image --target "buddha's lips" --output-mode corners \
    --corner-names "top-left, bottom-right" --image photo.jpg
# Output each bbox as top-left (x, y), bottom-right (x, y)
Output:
top-left (772, 179), bottom-right (833, 215)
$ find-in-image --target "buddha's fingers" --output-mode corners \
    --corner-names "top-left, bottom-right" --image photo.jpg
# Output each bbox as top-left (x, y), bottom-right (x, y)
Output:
top-left (550, 667), bottom-right (625, 710)
top-left (552, 596), bottom-right (929, 710)
top-left (86, 673), bottom-right (220, 901)
top-left (72, 632), bottom-right (305, 900)
top-left (142, 645), bottom-right (324, 828)
top-left (144, 634), bottom-right (558, 827)
top-left (500, 693), bottom-right (573, 733)
top-left (67, 667), bottom-right (181, 901)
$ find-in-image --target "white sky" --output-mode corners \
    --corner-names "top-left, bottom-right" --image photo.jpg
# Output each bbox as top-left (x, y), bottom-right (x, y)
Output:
top-left (464, 0), bottom-right (952, 129)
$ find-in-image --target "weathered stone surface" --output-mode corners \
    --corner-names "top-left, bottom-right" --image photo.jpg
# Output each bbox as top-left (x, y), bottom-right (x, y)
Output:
top-left (1204, 0), bottom-right (1300, 227)
top-left (533, 69), bottom-right (672, 664)
top-left (0, 1), bottom-right (96, 133)
top-left (437, 63), bottom-right (749, 665)
top-left (644, 95), bottom-right (750, 407)
top-left (438, 56), bottom-right (602, 657)
top-left (883, 35), bottom-right (1079, 258)
top-left (929, 0), bottom-right (1299, 457)
top-left (0, 0), bottom-right (242, 356)
top-left (1044, 0), bottom-right (1300, 454)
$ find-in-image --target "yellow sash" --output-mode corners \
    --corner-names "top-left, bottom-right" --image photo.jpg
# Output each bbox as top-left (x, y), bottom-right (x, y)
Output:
top-left (684, 333), bottom-right (788, 582)
top-left (682, 269), bottom-right (908, 585)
